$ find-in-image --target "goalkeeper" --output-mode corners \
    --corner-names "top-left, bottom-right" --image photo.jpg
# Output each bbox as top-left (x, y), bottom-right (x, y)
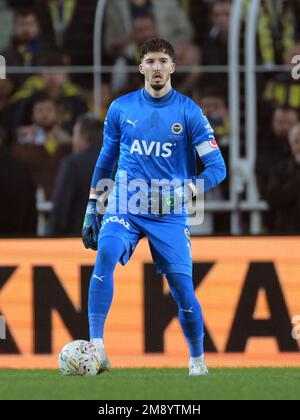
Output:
top-left (82, 38), bottom-right (226, 376)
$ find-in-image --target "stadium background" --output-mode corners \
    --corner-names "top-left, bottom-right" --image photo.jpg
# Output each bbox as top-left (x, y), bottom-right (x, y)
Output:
top-left (0, 0), bottom-right (300, 369)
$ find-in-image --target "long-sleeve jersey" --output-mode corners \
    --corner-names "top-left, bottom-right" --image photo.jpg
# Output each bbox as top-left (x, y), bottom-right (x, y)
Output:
top-left (92, 88), bottom-right (226, 216)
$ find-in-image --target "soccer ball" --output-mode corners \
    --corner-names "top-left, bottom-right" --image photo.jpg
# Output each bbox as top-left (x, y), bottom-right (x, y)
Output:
top-left (58, 340), bottom-right (101, 376)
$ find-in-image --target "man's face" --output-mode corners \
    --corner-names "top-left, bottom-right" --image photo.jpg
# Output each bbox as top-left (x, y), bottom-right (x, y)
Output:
top-left (42, 72), bottom-right (67, 91)
top-left (139, 52), bottom-right (175, 91)
top-left (14, 14), bottom-right (40, 44)
top-left (272, 109), bottom-right (299, 139)
top-left (133, 17), bottom-right (157, 47)
top-left (212, 1), bottom-right (231, 35)
top-left (200, 96), bottom-right (227, 119)
top-left (32, 100), bottom-right (57, 130)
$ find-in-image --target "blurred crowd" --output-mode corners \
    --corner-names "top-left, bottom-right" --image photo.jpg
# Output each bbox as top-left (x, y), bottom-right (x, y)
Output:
top-left (0, 0), bottom-right (300, 236)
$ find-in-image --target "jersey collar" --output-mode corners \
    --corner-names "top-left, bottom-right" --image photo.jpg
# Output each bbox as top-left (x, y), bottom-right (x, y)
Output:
top-left (142, 88), bottom-right (175, 106)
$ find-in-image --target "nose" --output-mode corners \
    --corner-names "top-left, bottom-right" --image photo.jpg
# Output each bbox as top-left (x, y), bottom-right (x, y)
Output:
top-left (153, 61), bottom-right (162, 71)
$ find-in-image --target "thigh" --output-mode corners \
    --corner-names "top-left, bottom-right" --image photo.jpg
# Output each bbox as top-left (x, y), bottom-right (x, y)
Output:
top-left (142, 216), bottom-right (192, 276)
top-left (99, 213), bottom-right (144, 266)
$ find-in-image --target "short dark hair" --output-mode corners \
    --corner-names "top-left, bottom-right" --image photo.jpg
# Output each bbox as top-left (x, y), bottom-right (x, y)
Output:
top-left (201, 87), bottom-right (225, 99)
top-left (140, 38), bottom-right (175, 61)
top-left (32, 92), bottom-right (54, 107)
top-left (15, 8), bottom-right (39, 20)
top-left (200, 87), bottom-right (227, 106)
top-left (76, 114), bottom-right (101, 145)
top-left (40, 51), bottom-right (65, 67)
top-left (133, 12), bottom-right (155, 23)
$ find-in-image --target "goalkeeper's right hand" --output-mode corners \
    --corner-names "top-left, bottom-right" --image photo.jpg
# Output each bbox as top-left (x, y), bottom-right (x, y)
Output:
top-left (82, 199), bottom-right (99, 251)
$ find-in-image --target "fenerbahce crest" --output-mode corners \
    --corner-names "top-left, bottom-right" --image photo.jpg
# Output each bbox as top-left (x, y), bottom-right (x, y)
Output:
top-left (172, 123), bottom-right (183, 135)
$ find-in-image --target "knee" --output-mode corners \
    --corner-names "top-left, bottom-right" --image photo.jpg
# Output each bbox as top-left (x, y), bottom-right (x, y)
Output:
top-left (170, 283), bottom-right (200, 311)
top-left (97, 246), bottom-right (117, 272)
top-left (97, 237), bottom-right (125, 271)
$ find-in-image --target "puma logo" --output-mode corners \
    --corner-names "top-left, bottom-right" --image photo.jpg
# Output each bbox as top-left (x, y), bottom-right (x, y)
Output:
top-left (127, 119), bottom-right (138, 128)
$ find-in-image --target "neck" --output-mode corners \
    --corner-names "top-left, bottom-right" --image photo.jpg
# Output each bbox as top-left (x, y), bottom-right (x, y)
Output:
top-left (43, 125), bottom-right (56, 134)
top-left (144, 79), bottom-right (172, 99)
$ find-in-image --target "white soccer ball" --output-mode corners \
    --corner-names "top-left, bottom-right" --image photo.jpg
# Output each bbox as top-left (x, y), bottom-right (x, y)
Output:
top-left (58, 340), bottom-right (101, 376)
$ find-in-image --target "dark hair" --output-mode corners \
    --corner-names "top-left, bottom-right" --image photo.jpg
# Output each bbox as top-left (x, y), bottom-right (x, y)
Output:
top-left (140, 38), bottom-right (175, 61)
top-left (201, 87), bottom-right (225, 99)
top-left (31, 92), bottom-right (56, 111)
top-left (15, 8), bottom-right (39, 20)
top-left (133, 12), bottom-right (155, 22)
top-left (200, 87), bottom-right (227, 106)
top-left (76, 114), bottom-right (101, 145)
top-left (40, 51), bottom-right (66, 67)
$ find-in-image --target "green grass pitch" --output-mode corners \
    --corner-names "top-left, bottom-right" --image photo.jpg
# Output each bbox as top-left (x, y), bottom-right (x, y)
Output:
top-left (0, 368), bottom-right (300, 400)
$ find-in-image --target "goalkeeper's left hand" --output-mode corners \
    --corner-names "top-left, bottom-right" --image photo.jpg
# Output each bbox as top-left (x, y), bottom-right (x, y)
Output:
top-left (149, 184), bottom-right (195, 216)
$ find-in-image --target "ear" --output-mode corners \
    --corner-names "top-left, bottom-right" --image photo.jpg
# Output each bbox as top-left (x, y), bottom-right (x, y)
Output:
top-left (170, 63), bottom-right (176, 74)
top-left (139, 64), bottom-right (144, 75)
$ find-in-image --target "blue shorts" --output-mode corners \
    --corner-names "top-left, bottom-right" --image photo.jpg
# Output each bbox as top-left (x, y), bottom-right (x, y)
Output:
top-left (99, 212), bottom-right (192, 276)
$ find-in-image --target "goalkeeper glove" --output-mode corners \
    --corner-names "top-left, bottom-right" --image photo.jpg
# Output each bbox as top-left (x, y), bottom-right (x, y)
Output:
top-left (82, 199), bottom-right (100, 250)
top-left (149, 183), bottom-right (195, 216)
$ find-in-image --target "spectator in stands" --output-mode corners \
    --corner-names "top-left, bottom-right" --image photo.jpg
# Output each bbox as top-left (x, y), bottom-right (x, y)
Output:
top-left (198, 88), bottom-right (230, 145)
top-left (199, 88), bottom-right (230, 232)
top-left (8, 51), bottom-right (88, 135)
top-left (261, 43), bottom-right (300, 112)
top-left (50, 114), bottom-right (102, 235)
top-left (178, 0), bottom-right (211, 46)
top-left (35, 0), bottom-right (97, 72)
top-left (256, 106), bottom-right (299, 199)
top-left (1, 8), bottom-right (50, 91)
top-left (0, 134), bottom-right (37, 235)
top-left (111, 13), bottom-right (158, 94)
top-left (12, 93), bottom-right (71, 200)
top-left (256, 0), bottom-right (298, 67)
top-left (198, 89), bottom-right (230, 199)
top-left (172, 42), bottom-right (202, 96)
top-left (265, 123), bottom-right (300, 233)
top-left (201, 0), bottom-right (232, 95)
top-left (104, 0), bottom-right (194, 58)
top-left (89, 77), bottom-right (113, 123)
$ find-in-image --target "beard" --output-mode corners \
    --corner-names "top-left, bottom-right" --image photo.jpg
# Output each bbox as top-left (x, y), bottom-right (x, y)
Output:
top-left (150, 82), bottom-right (165, 91)
top-left (150, 73), bottom-right (170, 91)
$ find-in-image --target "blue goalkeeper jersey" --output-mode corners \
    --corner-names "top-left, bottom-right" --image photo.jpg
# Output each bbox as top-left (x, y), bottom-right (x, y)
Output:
top-left (96, 88), bottom-right (221, 215)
